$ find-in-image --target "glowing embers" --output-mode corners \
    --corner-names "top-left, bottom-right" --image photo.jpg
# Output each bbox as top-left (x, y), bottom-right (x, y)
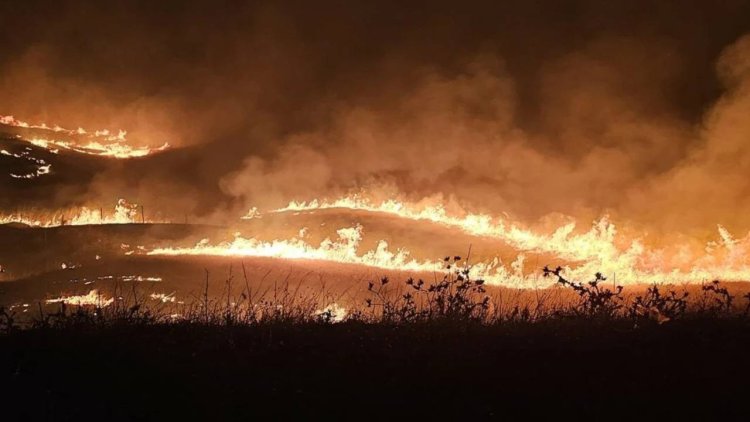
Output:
top-left (1, 147), bottom-right (52, 179)
top-left (150, 292), bottom-right (179, 303)
top-left (67, 275), bottom-right (164, 285)
top-left (26, 137), bottom-right (169, 159)
top-left (7, 303), bottom-right (31, 313)
top-left (0, 198), bottom-right (146, 227)
top-left (1, 114), bottom-right (169, 158)
top-left (316, 303), bottom-right (347, 322)
top-left (46, 290), bottom-right (114, 307)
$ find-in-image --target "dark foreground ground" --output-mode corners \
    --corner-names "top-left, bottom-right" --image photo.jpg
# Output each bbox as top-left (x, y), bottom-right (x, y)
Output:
top-left (2, 319), bottom-right (750, 420)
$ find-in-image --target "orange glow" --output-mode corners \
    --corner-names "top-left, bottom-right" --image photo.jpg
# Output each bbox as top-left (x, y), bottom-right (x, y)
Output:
top-left (46, 289), bottom-right (114, 307)
top-left (150, 225), bottom-right (445, 271)
top-left (1, 115), bottom-right (169, 158)
top-left (146, 224), bottom-right (540, 287)
top-left (245, 195), bottom-right (750, 286)
top-left (1, 147), bottom-right (52, 179)
top-left (0, 199), bottom-right (149, 227)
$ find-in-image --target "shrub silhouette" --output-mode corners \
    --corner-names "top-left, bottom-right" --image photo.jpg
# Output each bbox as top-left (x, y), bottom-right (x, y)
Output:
top-left (4, 263), bottom-right (750, 331)
top-left (543, 266), bottom-right (623, 318)
top-left (628, 285), bottom-right (689, 324)
top-left (365, 256), bottom-right (490, 323)
top-left (0, 306), bottom-right (15, 333)
top-left (699, 280), bottom-right (735, 316)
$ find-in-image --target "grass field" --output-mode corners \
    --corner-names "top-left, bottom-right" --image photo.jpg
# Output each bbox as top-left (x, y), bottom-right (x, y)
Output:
top-left (2, 270), bottom-right (750, 419)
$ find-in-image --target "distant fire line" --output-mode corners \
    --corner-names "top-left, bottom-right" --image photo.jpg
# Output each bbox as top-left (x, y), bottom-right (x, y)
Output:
top-left (231, 195), bottom-right (750, 286)
top-left (1, 114), bottom-right (169, 158)
top-left (0, 199), bottom-right (153, 227)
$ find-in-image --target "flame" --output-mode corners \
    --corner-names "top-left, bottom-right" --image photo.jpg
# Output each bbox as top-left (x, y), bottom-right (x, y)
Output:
top-left (150, 292), bottom-right (177, 303)
top-left (237, 195), bottom-right (750, 285)
top-left (149, 225), bottom-right (440, 272)
top-left (147, 225), bottom-right (532, 286)
top-left (2, 147), bottom-right (52, 179)
top-left (1, 115), bottom-right (169, 158)
top-left (0, 199), bottom-right (148, 227)
top-left (26, 137), bottom-right (169, 158)
top-left (316, 303), bottom-right (347, 322)
top-left (271, 196), bottom-right (604, 262)
top-left (46, 289), bottom-right (114, 307)
top-left (124, 275), bottom-right (163, 282)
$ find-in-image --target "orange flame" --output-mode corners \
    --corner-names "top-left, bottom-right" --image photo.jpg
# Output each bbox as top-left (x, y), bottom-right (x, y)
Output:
top-left (1, 115), bottom-right (169, 158)
top-left (46, 289), bottom-right (114, 307)
top-left (1, 147), bottom-right (52, 179)
top-left (229, 195), bottom-right (750, 285)
top-left (0, 199), bottom-right (148, 227)
top-left (147, 224), bottom-right (534, 287)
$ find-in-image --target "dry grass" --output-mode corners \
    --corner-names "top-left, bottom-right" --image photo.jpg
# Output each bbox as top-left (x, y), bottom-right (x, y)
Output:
top-left (2, 261), bottom-right (748, 333)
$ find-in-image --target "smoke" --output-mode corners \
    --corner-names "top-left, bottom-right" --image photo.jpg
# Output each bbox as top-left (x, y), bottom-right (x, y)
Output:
top-left (221, 32), bottom-right (750, 234)
top-left (3, 0), bottom-right (750, 235)
top-left (625, 34), bottom-right (750, 234)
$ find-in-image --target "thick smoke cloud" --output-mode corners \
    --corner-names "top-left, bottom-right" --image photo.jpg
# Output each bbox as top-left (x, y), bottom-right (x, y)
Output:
top-left (3, 0), bottom-right (750, 235)
top-left (626, 34), bottom-right (750, 234)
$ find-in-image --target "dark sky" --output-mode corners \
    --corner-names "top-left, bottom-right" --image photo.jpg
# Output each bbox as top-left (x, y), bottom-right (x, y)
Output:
top-left (1, 1), bottom-right (747, 133)
top-left (2, 0), bottom-right (750, 232)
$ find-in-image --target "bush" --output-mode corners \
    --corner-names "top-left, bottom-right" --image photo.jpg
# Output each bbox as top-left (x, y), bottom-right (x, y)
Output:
top-left (543, 266), bottom-right (623, 318)
top-left (365, 256), bottom-right (490, 323)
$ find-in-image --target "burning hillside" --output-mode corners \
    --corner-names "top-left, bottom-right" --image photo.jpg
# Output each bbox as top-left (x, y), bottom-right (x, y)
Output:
top-left (6, 3), bottom-right (750, 419)
top-left (2, 1), bottom-right (750, 301)
top-left (2, 186), bottom-right (750, 296)
top-left (3, 114), bottom-right (750, 291)
top-left (0, 198), bottom-right (149, 227)
top-left (0, 115), bottom-right (169, 158)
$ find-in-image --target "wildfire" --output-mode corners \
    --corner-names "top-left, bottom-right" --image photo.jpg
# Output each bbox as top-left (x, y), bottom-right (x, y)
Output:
top-left (1, 115), bottom-right (169, 158)
top-left (3, 192), bottom-right (750, 287)
top-left (150, 225), bottom-right (442, 272)
top-left (46, 289), bottom-right (114, 307)
top-left (26, 137), bottom-right (169, 159)
top-left (147, 225), bottom-right (532, 287)
top-left (0, 199), bottom-right (147, 227)
top-left (241, 194), bottom-right (750, 286)
top-left (1, 147), bottom-right (52, 179)
top-left (150, 292), bottom-right (177, 303)
top-left (316, 303), bottom-right (348, 322)
top-left (124, 276), bottom-right (163, 282)
top-left (270, 195), bottom-right (609, 262)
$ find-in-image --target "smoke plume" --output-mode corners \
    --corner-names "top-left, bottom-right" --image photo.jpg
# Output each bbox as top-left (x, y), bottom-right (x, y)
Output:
top-left (3, 0), bottom-right (750, 236)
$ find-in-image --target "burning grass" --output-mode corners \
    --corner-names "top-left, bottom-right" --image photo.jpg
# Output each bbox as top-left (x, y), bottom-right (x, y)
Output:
top-left (1, 114), bottom-right (169, 158)
top-left (0, 198), bottom-right (151, 227)
top-left (260, 194), bottom-right (750, 285)
top-left (3, 261), bottom-right (750, 332)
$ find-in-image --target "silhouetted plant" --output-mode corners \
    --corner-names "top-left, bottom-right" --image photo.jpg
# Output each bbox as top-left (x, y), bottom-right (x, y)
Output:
top-left (366, 276), bottom-right (425, 323)
top-left (628, 285), bottom-right (689, 324)
top-left (7, 263), bottom-right (750, 331)
top-left (507, 304), bottom-right (532, 323)
top-left (425, 256), bottom-right (490, 321)
top-left (0, 306), bottom-right (15, 333)
top-left (543, 266), bottom-right (623, 318)
top-left (699, 280), bottom-right (734, 315)
top-left (365, 256), bottom-right (490, 323)
top-left (317, 308), bottom-right (337, 324)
